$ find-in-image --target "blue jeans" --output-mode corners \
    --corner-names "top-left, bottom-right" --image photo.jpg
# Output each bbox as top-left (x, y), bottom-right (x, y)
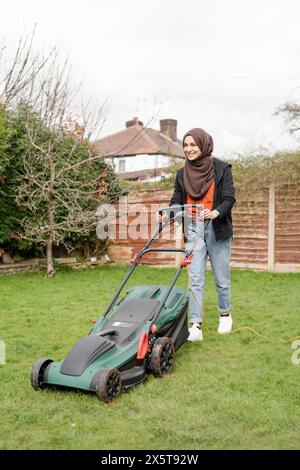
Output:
top-left (185, 220), bottom-right (232, 324)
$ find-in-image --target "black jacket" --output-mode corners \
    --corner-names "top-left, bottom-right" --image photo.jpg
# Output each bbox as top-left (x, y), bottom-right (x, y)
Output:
top-left (170, 158), bottom-right (236, 240)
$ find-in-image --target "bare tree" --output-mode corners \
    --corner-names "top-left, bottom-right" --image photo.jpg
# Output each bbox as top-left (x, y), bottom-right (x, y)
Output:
top-left (1, 34), bottom-right (119, 277)
top-left (275, 96), bottom-right (300, 139)
top-left (15, 133), bottom-right (111, 277)
top-left (0, 29), bottom-right (57, 107)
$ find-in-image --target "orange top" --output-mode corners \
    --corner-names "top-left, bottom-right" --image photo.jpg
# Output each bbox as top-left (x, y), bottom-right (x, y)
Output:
top-left (187, 180), bottom-right (215, 214)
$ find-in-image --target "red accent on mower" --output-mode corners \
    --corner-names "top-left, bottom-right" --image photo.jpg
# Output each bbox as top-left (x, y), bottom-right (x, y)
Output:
top-left (137, 331), bottom-right (150, 359)
top-left (181, 253), bottom-right (194, 268)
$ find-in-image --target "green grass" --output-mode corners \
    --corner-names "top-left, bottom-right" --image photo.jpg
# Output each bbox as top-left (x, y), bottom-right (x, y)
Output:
top-left (0, 265), bottom-right (300, 450)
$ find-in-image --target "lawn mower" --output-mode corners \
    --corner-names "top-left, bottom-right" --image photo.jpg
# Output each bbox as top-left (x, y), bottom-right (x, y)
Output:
top-left (31, 204), bottom-right (205, 402)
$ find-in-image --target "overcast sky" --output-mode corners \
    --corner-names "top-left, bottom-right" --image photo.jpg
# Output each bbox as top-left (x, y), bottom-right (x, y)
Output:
top-left (1, 0), bottom-right (300, 156)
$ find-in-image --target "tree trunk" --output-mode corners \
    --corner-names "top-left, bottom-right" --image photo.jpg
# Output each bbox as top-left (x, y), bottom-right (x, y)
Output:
top-left (46, 239), bottom-right (55, 277)
top-left (46, 199), bottom-right (55, 277)
top-left (47, 155), bottom-right (56, 278)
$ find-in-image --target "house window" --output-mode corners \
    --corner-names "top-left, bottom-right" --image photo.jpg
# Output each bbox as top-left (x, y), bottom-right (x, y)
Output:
top-left (118, 159), bottom-right (125, 172)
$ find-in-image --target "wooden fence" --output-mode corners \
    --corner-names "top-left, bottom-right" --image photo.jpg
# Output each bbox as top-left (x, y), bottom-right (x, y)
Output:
top-left (108, 185), bottom-right (300, 272)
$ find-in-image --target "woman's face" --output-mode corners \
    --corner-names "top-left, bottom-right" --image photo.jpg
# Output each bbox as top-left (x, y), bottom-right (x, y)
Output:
top-left (183, 135), bottom-right (201, 161)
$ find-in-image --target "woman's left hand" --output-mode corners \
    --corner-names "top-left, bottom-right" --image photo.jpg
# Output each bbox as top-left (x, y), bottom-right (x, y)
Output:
top-left (200, 209), bottom-right (219, 220)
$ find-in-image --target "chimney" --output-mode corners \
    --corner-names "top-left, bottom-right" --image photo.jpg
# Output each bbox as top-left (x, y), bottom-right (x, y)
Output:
top-left (126, 117), bottom-right (143, 128)
top-left (160, 119), bottom-right (177, 141)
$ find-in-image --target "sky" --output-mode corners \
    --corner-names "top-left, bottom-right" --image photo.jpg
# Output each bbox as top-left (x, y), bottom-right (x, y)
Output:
top-left (1, 0), bottom-right (300, 157)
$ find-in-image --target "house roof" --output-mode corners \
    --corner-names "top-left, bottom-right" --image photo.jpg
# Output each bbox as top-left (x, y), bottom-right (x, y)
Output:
top-left (93, 124), bottom-right (185, 158)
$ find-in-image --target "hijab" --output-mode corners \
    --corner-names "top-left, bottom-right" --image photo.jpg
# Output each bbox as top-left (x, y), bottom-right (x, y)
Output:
top-left (183, 128), bottom-right (214, 199)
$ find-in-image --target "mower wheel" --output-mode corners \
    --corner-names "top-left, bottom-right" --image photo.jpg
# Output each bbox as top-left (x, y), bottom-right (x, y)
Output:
top-left (150, 337), bottom-right (175, 377)
top-left (95, 368), bottom-right (122, 403)
top-left (31, 358), bottom-right (53, 390)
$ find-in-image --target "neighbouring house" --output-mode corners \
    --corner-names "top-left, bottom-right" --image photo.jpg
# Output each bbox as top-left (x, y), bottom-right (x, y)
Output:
top-left (93, 117), bottom-right (185, 182)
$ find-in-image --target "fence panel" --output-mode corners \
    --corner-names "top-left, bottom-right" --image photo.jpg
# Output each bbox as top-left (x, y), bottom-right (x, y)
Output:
top-left (107, 186), bottom-right (300, 272)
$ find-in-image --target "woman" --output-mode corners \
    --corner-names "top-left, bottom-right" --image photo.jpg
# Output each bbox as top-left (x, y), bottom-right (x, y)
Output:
top-left (169, 128), bottom-right (236, 341)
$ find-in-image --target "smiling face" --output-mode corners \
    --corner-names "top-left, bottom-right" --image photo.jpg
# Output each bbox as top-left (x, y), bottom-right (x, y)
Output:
top-left (183, 135), bottom-right (201, 161)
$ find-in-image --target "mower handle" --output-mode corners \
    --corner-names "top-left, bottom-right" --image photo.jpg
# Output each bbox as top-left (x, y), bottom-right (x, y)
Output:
top-left (102, 204), bottom-right (206, 319)
top-left (149, 203), bottom-right (205, 246)
top-left (158, 203), bottom-right (204, 219)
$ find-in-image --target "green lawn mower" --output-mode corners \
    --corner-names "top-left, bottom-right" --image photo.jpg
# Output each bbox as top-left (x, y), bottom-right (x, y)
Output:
top-left (31, 205), bottom-right (204, 402)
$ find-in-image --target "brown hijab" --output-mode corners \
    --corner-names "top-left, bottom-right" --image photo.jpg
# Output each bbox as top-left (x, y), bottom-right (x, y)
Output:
top-left (183, 128), bottom-right (214, 199)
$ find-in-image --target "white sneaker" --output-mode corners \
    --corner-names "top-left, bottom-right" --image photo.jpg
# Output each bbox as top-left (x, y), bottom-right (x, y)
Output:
top-left (188, 323), bottom-right (203, 341)
top-left (218, 315), bottom-right (233, 334)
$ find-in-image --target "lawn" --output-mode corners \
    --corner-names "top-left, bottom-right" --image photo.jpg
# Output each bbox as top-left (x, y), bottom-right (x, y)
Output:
top-left (0, 265), bottom-right (300, 450)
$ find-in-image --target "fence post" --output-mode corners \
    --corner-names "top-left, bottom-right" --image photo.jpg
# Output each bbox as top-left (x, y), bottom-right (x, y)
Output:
top-left (268, 182), bottom-right (276, 271)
